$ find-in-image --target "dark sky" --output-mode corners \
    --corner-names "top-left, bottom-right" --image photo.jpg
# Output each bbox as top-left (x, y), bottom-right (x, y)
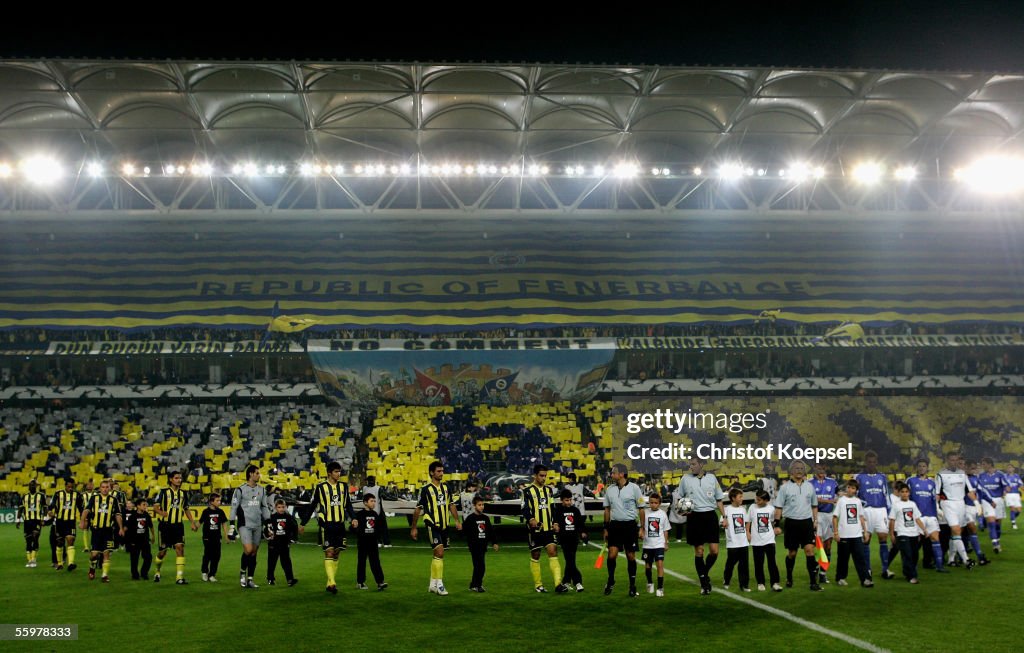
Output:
top-left (6, 2), bottom-right (1024, 71)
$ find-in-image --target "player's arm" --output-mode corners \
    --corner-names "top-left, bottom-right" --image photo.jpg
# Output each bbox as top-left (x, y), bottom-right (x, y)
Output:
top-left (638, 504), bottom-right (646, 536)
top-left (449, 496), bottom-right (462, 530)
top-left (522, 489), bottom-right (536, 529)
top-left (220, 510), bottom-right (228, 542)
top-left (153, 491), bottom-right (167, 519)
top-left (80, 497), bottom-right (92, 530)
top-left (115, 498), bottom-right (125, 533)
top-left (409, 486), bottom-right (428, 540)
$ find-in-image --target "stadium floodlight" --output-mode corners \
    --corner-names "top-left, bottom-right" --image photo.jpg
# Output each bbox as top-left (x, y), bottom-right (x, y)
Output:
top-left (593, 165), bottom-right (606, 176)
top-left (300, 163), bottom-right (314, 176)
top-left (142, 166), bottom-right (151, 176)
top-left (389, 165), bottom-right (399, 175)
top-left (276, 165), bottom-right (286, 175)
top-left (661, 168), bottom-right (671, 176)
top-left (400, 163), bottom-right (412, 175)
top-left (177, 165), bottom-right (186, 175)
top-left (164, 165), bottom-right (177, 176)
top-left (264, 164), bottom-right (276, 175)
top-left (718, 162), bottom-right (745, 180)
top-left (784, 162), bottom-right (814, 182)
top-left (540, 165), bottom-right (550, 175)
top-left (528, 164), bottom-right (541, 176)
top-left (894, 166), bottom-right (917, 181)
top-left (0, 162), bottom-right (12, 178)
top-left (813, 166), bottom-right (826, 179)
top-left (488, 165), bottom-right (498, 174)
top-left (465, 165), bottom-right (477, 175)
top-left (650, 167), bottom-right (661, 176)
top-left (851, 162), bottom-right (884, 184)
top-left (231, 164), bottom-right (243, 175)
top-left (86, 162), bottom-right (104, 177)
top-left (613, 162), bottom-right (638, 179)
top-left (692, 167), bottom-right (702, 176)
top-left (499, 165), bottom-right (510, 175)
top-left (191, 162), bottom-right (213, 176)
top-left (243, 163), bottom-right (259, 177)
top-left (21, 156), bottom-right (62, 184)
top-left (955, 156), bottom-right (1024, 194)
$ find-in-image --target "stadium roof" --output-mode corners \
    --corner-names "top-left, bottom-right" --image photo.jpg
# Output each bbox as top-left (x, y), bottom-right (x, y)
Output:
top-left (0, 60), bottom-right (1023, 215)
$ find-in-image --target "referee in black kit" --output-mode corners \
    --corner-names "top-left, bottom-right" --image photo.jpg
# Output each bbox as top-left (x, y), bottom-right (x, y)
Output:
top-left (602, 463), bottom-right (646, 597)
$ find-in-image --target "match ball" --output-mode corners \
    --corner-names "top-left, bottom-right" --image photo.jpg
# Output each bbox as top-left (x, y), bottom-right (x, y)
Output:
top-left (674, 497), bottom-right (694, 516)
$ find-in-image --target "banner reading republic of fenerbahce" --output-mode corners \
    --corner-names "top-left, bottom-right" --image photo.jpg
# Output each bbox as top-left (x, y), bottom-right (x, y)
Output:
top-left (2, 218), bottom-right (1023, 330)
top-left (309, 339), bottom-right (615, 406)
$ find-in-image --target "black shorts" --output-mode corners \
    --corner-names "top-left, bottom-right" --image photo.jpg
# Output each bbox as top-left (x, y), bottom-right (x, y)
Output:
top-left (56, 519), bottom-right (77, 539)
top-left (606, 520), bottom-right (638, 552)
top-left (320, 522), bottom-right (347, 550)
top-left (426, 524), bottom-right (450, 550)
top-left (91, 527), bottom-right (115, 552)
top-left (528, 529), bottom-right (556, 551)
top-left (783, 518), bottom-right (816, 551)
top-left (642, 547), bottom-right (665, 563)
top-left (686, 511), bottom-right (721, 546)
top-left (159, 522), bottom-right (185, 550)
top-left (24, 519), bottom-right (42, 536)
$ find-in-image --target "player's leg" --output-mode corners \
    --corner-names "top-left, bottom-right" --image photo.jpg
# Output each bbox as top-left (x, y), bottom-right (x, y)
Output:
top-left (545, 542), bottom-right (562, 590)
top-left (469, 546), bottom-right (484, 589)
top-left (625, 549), bottom-right (638, 596)
top-left (267, 544), bottom-right (280, 584)
top-left (605, 544), bottom-right (620, 593)
top-left (849, 538), bottom-right (871, 586)
top-left (753, 544), bottom-right (766, 588)
top-left (877, 524), bottom-right (893, 579)
top-left (431, 542), bottom-right (447, 595)
top-left (656, 558), bottom-right (665, 593)
top-left (356, 543), bottom-right (368, 586)
top-left (368, 542), bottom-right (384, 586)
top-left (139, 542), bottom-right (152, 579)
top-left (835, 538), bottom-right (849, 584)
top-left (101, 548), bottom-right (112, 581)
top-left (738, 546), bottom-right (750, 590)
top-left (803, 542), bottom-right (820, 590)
top-left (280, 546), bottom-right (295, 584)
top-left (65, 532), bottom-right (77, 570)
top-left (529, 541), bottom-right (543, 590)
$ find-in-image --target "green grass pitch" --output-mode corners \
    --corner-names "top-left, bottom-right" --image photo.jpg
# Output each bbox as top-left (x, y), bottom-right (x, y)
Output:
top-left (2, 520), bottom-right (1020, 652)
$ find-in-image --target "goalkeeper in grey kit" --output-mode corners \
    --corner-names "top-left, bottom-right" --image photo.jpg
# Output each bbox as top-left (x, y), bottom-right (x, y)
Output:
top-left (229, 465), bottom-right (272, 589)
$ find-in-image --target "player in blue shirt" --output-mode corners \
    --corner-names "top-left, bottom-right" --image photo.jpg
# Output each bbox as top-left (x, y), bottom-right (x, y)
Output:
top-left (977, 458), bottom-right (1008, 553)
top-left (964, 460), bottom-right (992, 565)
top-left (854, 451), bottom-right (894, 579)
top-left (907, 459), bottom-right (947, 573)
top-left (811, 464), bottom-right (838, 584)
top-left (1004, 464), bottom-right (1022, 529)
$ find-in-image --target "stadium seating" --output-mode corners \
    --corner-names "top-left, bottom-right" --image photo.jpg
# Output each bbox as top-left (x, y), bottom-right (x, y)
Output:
top-left (0, 404), bottom-right (361, 495)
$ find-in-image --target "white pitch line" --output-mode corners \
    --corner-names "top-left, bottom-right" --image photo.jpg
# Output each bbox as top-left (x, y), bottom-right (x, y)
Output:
top-left (587, 544), bottom-right (891, 653)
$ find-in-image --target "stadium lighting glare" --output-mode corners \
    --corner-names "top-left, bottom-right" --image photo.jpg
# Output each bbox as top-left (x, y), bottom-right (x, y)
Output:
top-left (894, 166), bottom-right (917, 181)
top-left (956, 156), bottom-right (1024, 194)
top-left (852, 162), bottom-right (884, 184)
top-left (613, 162), bottom-right (638, 179)
top-left (692, 167), bottom-right (702, 176)
top-left (784, 162), bottom-right (814, 182)
top-left (650, 167), bottom-right (660, 176)
top-left (21, 156), bottom-right (62, 184)
top-left (264, 164), bottom-right (276, 175)
top-left (499, 165), bottom-right (510, 175)
top-left (299, 163), bottom-right (314, 176)
top-left (177, 165), bottom-right (186, 174)
top-left (276, 165), bottom-right (286, 175)
top-left (488, 165), bottom-right (498, 174)
top-left (0, 163), bottom-right (12, 178)
top-left (528, 164), bottom-right (541, 176)
top-left (164, 165), bottom-right (177, 175)
top-left (86, 162), bottom-right (103, 177)
top-left (813, 166), bottom-right (826, 179)
top-left (231, 164), bottom-right (242, 175)
top-left (243, 163), bottom-right (259, 177)
top-left (593, 165), bottom-right (605, 176)
top-left (400, 163), bottom-right (412, 175)
top-left (142, 166), bottom-right (151, 176)
top-left (718, 163), bottom-right (745, 180)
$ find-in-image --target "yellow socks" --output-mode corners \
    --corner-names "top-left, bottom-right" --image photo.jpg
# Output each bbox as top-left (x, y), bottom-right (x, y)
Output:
top-left (531, 558), bottom-right (542, 587)
top-left (176, 556), bottom-right (185, 580)
top-left (549, 557), bottom-right (562, 585)
top-left (431, 556), bottom-right (444, 581)
top-left (67, 547), bottom-right (76, 566)
top-left (102, 560), bottom-right (110, 577)
top-left (325, 558), bottom-right (337, 585)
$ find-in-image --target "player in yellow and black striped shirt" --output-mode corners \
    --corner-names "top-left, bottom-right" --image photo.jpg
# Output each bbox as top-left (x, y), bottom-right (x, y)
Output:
top-left (299, 461), bottom-right (355, 594)
top-left (80, 479), bottom-right (125, 582)
top-left (410, 461), bottom-right (462, 596)
top-left (153, 470), bottom-right (198, 585)
top-left (17, 480), bottom-right (46, 568)
top-left (49, 478), bottom-right (84, 571)
top-left (522, 464), bottom-right (565, 593)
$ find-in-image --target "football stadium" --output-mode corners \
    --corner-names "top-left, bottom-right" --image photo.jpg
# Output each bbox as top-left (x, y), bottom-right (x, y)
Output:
top-left (1, 59), bottom-right (1023, 652)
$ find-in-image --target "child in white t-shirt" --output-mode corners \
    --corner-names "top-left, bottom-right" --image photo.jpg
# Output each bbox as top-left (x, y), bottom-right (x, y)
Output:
top-left (641, 493), bottom-right (670, 597)
top-left (747, 489), bottom-right (782, 591)
top-left (889, 481), bottom-right (926, 584)
top-left (723, 488), bottom-right (751, 592)
top-left (833, 479), bottom-right (873, 587)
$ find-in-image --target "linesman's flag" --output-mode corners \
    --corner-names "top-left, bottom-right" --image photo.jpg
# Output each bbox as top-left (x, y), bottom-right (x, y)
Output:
top-left (815, 535), bottom-right (830, 571)
top-left (594, 544), bottom-right (608, 569)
